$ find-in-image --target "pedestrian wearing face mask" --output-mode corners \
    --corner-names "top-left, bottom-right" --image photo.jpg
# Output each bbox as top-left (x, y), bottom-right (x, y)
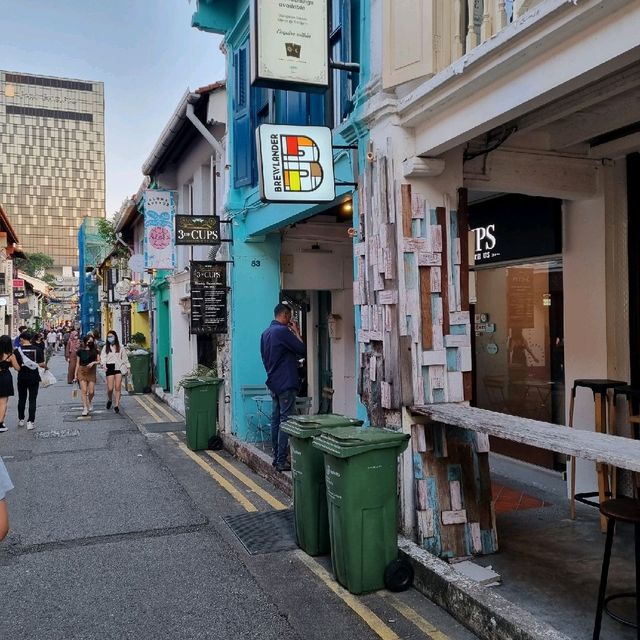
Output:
top-left (74, 334), bottom-right (99, 416)
top-left (100, 331), bottom-right (130, 414)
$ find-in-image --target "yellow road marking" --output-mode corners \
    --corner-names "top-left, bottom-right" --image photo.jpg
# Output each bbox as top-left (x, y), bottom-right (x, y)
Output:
top-left (204, 450), bottom-right (288, 511)
top-left (167, 432), bottom-right (257, 512)
top-left (133, 395), bottom-right (162, 423)
top-left (144, 396), bottom-right (176, 421)
top-left (379, 591), bottom-right (450, 640)
top-left (295, 551), bottom-right (400, 640)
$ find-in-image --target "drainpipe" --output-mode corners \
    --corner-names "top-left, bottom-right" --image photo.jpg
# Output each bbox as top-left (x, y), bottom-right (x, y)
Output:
top-left (185, 97), bottom-right (224, 159)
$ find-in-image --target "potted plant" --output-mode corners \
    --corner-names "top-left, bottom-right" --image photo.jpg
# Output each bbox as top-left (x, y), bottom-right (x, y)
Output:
top-left (179, 364), bottom-right (223, 451)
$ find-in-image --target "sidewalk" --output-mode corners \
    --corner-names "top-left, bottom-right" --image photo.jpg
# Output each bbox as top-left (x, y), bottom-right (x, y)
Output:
top-left (142, 394), bottom-right (635, 640)
top-left (0, 353), bottom-right (477, 640)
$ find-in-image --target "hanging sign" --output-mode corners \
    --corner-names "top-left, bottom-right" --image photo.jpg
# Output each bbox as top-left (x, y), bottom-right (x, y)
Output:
top-left (175, 215), bottom-right (220, 246)
top-left (257, 124), bottom-right (335, 203)
top-left (120, 303), bottom-right (132, 345)
top-left (190, 261), bottom-right (227, 335)
top-left (251, 0), bottom-right (329, 92)
top-left (143, 189), bottom-right (176, 270)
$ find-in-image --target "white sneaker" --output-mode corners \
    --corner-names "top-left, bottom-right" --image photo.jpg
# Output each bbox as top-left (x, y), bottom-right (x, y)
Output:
top-left (26, 421), bottom-right (34, 430)
top-left (89, 402), bottom-right (93, 412)
top-left (0, 425), bottom-right (7, 433)
top-left (81, 408), bottom-right (88, 417)
top-left (17, 420), bottom-right (25, 428)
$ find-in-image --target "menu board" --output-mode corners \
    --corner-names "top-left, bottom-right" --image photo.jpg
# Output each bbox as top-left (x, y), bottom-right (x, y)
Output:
top-left (120, 303), bottom-right (132, 345)
top-left (190, 261), bottom-right (227, 335)
top-left (507, 268), bottom-right (534, 329)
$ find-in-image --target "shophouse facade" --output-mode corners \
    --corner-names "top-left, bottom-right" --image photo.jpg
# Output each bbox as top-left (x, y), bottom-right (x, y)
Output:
top-left (191, 0), bottom-right (640, 559)
top-left (360, 0), bottom-right (640, 555)
top-left (141, 84), bottom-right (227, 414)
top-left (191, 0), bottom-right (370, 442)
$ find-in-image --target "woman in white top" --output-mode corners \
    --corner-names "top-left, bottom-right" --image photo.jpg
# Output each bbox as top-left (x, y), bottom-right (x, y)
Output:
top-left (100, 330), bottom-right (130, 414)
top-left (0, 455), bottom-right (13, 540)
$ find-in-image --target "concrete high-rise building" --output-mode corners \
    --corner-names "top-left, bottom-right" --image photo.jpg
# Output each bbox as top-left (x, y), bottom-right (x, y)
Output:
top-left (0, 70), bottom-right (105, 271)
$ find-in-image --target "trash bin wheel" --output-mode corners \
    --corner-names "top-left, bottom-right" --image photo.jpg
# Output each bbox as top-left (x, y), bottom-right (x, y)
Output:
top-left (384, 558), bottom-right (414, 592)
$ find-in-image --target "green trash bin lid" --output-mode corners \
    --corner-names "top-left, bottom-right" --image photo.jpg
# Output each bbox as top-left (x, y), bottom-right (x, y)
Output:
top-left (180, 378), bottom-right (223, 390)
top-left (281, 414), bottom-right (363, 438)
top-left (312, 426), bottom-right (410, 458)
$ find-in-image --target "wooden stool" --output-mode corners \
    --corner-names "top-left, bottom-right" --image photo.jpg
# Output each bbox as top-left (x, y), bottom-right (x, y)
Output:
top-left (593, 498), bottom-right (640, 639)
top-left (614, 385), bottom-right (640, 498)
top-left (569, 379), bottom-right (626, 530)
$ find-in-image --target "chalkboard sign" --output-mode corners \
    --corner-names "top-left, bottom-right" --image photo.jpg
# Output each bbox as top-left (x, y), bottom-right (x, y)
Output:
top-left (175, 215), bottom-right (220, 246)
top-left (190, 261), bottom-right (227, 334)
top-left (120, 303), bottom-right (132, 345)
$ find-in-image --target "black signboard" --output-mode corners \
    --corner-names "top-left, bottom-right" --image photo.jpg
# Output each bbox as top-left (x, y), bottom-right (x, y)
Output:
top-left (13, 289), bottom-right (25, 299)
top-left (190, 261), bottom-right (227, 335)
top-left (175, 215), bottom-right (220, 246)
top-left (120, 303), bottom-right (132, 345)
top-left (468, 195), bottom-right (562, 266)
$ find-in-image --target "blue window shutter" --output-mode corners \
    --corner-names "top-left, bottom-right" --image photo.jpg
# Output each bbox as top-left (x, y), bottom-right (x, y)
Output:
top-left (233, 42), bottom-right (252, 188)
top-left (308, 93), bottom-right (326, 126)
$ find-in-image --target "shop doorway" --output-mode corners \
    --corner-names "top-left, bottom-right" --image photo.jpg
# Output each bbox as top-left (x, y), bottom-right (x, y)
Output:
top-left (280, 213), bottom-right (356, 417)
top-left (469, 194), bottom-right (565, 469)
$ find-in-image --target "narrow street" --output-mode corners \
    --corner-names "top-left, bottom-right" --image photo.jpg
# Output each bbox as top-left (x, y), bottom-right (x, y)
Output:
top-left (0, 353), bottom-right (478, 640)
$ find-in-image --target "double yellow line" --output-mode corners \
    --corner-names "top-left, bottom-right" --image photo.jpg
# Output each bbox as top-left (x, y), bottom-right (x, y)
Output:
top-left (134, 394), bottom-right (175, 422)
top-left (164, 430), bottom-right (451, 640)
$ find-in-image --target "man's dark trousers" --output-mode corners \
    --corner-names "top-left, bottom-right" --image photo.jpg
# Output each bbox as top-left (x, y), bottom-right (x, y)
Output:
top-left (270, 389), bottom-right (297, 467)
top-left (18, 378), bottom-right (39, 422)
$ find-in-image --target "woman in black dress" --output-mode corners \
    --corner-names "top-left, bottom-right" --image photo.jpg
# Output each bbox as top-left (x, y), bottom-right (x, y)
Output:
top-left (0, 335), bottom-right (20, 433)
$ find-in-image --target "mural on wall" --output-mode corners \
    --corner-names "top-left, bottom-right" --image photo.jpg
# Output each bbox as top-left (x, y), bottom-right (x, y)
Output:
top-left (143, 189), bottom-right (176, 270)
top-left (354, 148), bottom-right (496, 559)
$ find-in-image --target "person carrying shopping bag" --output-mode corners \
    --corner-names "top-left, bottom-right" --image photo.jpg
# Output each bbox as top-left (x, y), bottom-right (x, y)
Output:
top-left (14, 332), bottom-right (47, 431)
top-left (74, 334), bottom-right (99, 417)
top-left (100, 330), bottom-right (129, 414)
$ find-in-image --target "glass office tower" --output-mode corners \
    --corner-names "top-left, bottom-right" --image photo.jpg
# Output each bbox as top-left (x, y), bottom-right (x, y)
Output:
top-left (0, 70), bottom-right (105, 270)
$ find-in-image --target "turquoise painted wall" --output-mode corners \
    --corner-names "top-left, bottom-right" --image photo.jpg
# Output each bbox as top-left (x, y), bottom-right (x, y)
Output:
top-left (193, 0), bottom-right (372, 434)
top-left (152, 276), bottom-right (172, 392)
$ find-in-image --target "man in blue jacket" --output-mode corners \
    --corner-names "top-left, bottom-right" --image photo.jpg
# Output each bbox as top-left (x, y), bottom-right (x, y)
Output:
top-left (260, 303), bottom-right (306, 472)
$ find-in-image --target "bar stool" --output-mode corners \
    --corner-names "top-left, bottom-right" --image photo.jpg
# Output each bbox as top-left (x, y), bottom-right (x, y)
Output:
top-left (593, 498), bottom-right (640, 639)
top-left (569, 379), bottom-right (626, 530)
top-left (613, 385), bottom-right (640, 498)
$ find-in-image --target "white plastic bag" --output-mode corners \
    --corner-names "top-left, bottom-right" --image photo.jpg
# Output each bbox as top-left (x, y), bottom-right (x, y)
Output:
top-left (40, 368), bottom-right (57, 388)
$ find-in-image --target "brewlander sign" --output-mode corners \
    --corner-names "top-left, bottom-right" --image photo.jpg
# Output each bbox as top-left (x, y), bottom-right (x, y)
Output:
top-left (257, 124), bottom-right (335, 203)
top-left (251, 0), bottom-right (329, 91)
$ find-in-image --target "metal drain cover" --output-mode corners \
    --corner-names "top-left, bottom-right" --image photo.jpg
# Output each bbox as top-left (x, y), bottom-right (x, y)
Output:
top-left (145, 422), bottom-right (184, 433)
top-left (223, 509), bottom-right (297, 555)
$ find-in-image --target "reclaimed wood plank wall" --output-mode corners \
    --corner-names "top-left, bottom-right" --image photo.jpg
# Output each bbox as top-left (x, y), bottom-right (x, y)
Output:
top-left (355, 151), bottom-right (496, 558)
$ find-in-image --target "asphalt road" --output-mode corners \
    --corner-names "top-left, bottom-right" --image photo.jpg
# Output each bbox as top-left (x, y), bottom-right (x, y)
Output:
top-left (0, 352), bottom-right (479, 640)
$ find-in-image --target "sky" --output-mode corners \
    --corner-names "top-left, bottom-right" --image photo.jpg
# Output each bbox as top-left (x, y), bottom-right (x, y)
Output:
top-left (0, 0), bottom-right (225, 217)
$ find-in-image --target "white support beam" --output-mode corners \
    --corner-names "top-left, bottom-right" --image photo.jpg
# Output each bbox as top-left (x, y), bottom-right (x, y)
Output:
top-left (402, 0), bottom-right (640, 157)
top-left (463, 148), bottom-right (600, 200)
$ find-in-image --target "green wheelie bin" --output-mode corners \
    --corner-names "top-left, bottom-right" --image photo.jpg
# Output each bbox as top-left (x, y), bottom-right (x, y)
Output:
top-left (281, 414), bottom-right (363, 556)
top-left (182, 378), bottom-right (222, 451)
top-left (312, 426), bottom-right (410, 594)
top-left (128, 352), bottom-right (151, 394)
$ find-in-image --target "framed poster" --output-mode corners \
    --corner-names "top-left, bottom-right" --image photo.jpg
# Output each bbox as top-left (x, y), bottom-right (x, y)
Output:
top-left (190, 262), bottom-right (227, 335)
top-left (251, 0), bottom-right (329, 92)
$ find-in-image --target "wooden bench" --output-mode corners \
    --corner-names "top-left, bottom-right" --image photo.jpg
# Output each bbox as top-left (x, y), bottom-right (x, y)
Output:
top-left (411, 403), bottom-right (640, 474)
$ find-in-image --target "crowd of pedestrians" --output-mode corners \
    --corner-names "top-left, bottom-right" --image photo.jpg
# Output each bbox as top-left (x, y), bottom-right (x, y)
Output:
top-left (0, 325), bottom-right (130, 542)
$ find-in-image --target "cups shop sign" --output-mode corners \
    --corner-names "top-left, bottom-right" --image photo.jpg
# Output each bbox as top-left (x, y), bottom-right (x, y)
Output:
top-left (257, 124), bottom-right (335, 203)
top-left (174, 215), bottom-right (220, 246)
top-left (469, 195), bottom-right (562, 266)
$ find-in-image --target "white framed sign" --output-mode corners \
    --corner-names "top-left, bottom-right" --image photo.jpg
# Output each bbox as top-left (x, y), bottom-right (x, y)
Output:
top-left (251, 0), bottom-right (329, 91)
top-left (256, 124), bottom-right (335, 203)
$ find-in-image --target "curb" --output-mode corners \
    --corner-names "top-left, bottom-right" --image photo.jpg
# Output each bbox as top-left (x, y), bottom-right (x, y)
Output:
top-left (400, 538), bottom-right (571, 640)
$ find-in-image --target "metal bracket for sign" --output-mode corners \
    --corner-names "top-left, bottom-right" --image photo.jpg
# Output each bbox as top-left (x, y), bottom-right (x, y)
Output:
top-left (330, 59), bottom-right (360, 73)
top-left (333, 144), bottom-right (358, 151)
top-left (336, 181), bottom-right (358, 188)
